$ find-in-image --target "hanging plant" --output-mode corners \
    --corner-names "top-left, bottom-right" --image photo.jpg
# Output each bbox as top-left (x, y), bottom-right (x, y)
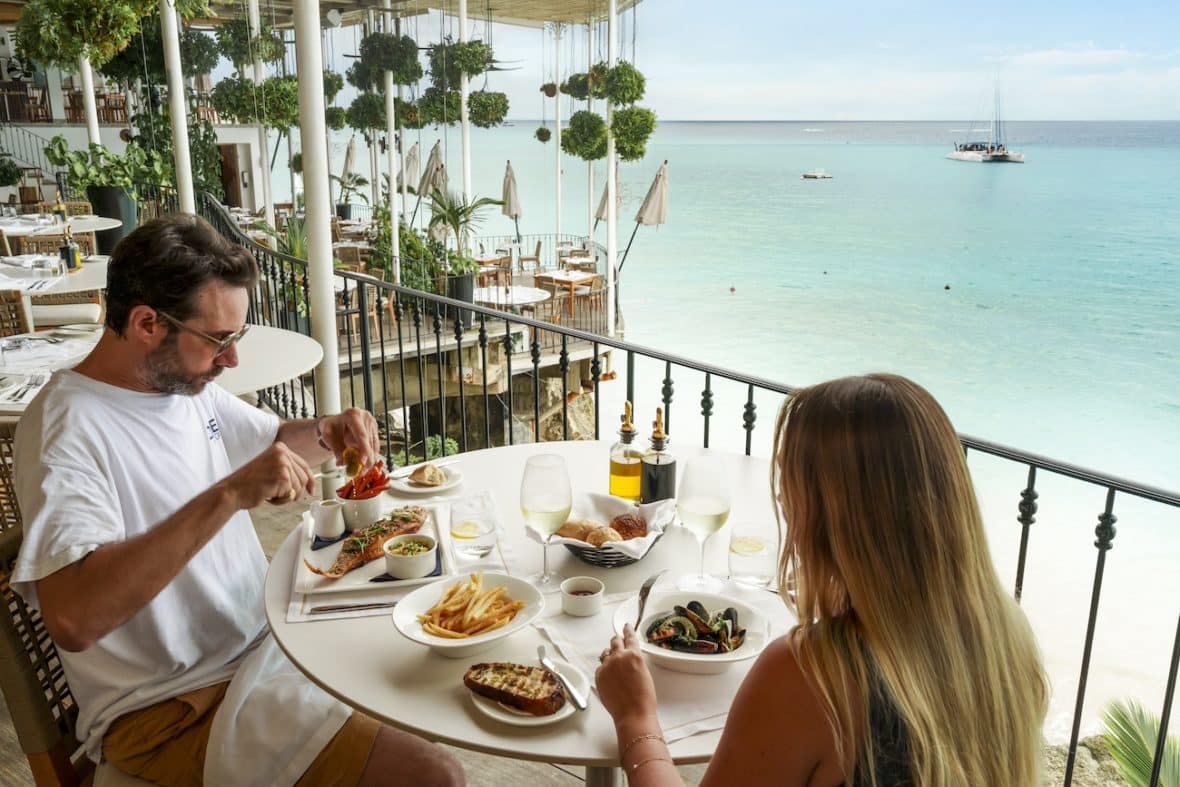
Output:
top-left (561, 110), bottom-right (608, 161)
top-left (210, 74), bottom-right (300, 130)
top-left (346, 92), bottom-right (386, 140)
top-left (360, 33), bottom-right (423, 85)
top-left (16, 0), bottom-right (141, 68)
top-left (588, 62), bottom-right (610, 99)
top-left (345, 61), bottom-right (380, 93)
top-left (468, 91), bottom-right (509, 128)
top-left (535, 126), bottom-right (551, 143)
top-left (0, 156), bottom-right (22, 188)
top-left (323, 70), bottom-right (344, 104)
top-left (324, 106), bottom-right (346, 131)
top-left (605, 61), bottom-right (646, 105)
top-left (563, 73), bottom-right (590, 101)
top-left (428, 39), bottom-right (493, 90)
top-left (100, 23), bottom-right (219, 85)
top-left (612, 106), bottom-right (657, 162)
top-left (540, 82), bottom-right (557, 98)
top-left (418, 86), bottom-right (461, 126)
top-left (291, 152), bottom-right (302, 175)
top-left (215, 18), bottom-right (285, 68)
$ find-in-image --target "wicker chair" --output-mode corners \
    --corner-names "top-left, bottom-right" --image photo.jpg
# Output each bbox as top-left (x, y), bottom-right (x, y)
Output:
top-left (0, 229), bottom-right (12, 257)
top-left (518, 240), bottom-right (542, 271)
top-left (21, 235), bottom-right (95, 258)
top-left (0, 291), bottom-right (30, 336)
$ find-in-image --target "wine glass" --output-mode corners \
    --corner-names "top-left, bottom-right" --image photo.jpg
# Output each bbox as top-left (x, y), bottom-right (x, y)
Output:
top-left (676, 455), bottom-right (730, 593)
top-left (520, 454), bottom-right (572, 591)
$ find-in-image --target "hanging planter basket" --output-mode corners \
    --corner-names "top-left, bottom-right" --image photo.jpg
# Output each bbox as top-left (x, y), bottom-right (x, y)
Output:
top-left (469, 91), bottom-right (509, 129)
top-left (540, 82), bottom-right (558, 98)
top-left (535, 126), bottom-right (551, 143)
top-left (604, 61), bottom-right (646, 106)
top-left (561, 110), bottom-right (608, 161)
top-left (587, 62), bottom-right (610, 100)
top-left (611, 106), bottom-right (658, 162)
top-left (564, 73), bottom-right (590, 101)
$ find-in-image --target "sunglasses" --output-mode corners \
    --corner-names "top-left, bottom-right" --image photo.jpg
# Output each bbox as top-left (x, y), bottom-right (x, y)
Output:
top-left (155, 309), bottom-right (250, 357)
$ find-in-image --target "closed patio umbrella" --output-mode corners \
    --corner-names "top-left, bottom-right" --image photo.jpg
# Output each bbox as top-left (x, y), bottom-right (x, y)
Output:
top-left (619, 160), bottom-right (668, 274)
top-left (399, 141), bottom-right (419, 192)
top-left (411, 140), bottom-right (442, 224)
top-left (501, 160), bottom-right (522, 243)
top-left (338, 134), bottom-right (357, 203)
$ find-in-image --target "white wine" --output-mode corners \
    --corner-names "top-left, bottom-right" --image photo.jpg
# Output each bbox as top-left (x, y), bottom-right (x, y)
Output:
top-left (677, 495), bottom-right (730, 540)
top-left (521, 504), bottom-right (572, 536)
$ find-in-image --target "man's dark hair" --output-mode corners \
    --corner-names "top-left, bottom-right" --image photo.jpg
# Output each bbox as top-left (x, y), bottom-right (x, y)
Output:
top-left (105, 214), bottom-right (258, 336)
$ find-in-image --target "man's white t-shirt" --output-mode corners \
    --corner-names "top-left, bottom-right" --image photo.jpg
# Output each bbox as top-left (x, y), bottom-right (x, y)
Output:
top-left (12, 369), bottom-right (278, 761)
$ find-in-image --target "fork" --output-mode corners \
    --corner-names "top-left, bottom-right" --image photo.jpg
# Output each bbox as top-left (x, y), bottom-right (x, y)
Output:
top-left (8, 373), bottom-right (47, 402)
top-left (634, 569), bottom-right (668, 629)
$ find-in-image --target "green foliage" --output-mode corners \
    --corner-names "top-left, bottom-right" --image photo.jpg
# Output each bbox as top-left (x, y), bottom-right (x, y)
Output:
top-left (332, 171), bottom-right (369, 206)
top-left (604, 61), bottom-right (646, 105)
top-left (324, 106), bottom-right (346, 131)
top-left (561, 110), bottom-right (608, 161)
top-left (427, 188), bottom-right (502, 263)
top-left (129, 97), bottom-right (223, 199)
top-left (291, 152), bottom-right (302, 174)
top-left (0, 157), bottom-right (22, 188)
top-left (428, 39), bottom-right (493, 90)
top-left (359, 33), bottom-right (423, 85)
top-left (396, 97), bottom-right (423, 130)
top-left (588, 62), bottom-right (610, 99)
top-left (44, 136), bottom-right (170, 196)
top-left (210, 74), bottom-right (299, 130)
top-left (612, 106), bottom-right (657, 161)
top-left (392, 435), bottom-right (458, 467)
top-left (468, 91), bottom-right (509, 129)
top-left (215, 18), bottom-right (285, 68)
top-left (535, 126), bottom-right (551, 143)
top-left (563, 73), bottom-right (589, 101)
top-left (16, 0), bottom-right (142, 68)
top-left (345, 92), bottom-right (386, 136)
top-left (103, 22), bottom-right (221, 85)
top-left (1102, 699), bottom-right (1180, 787)
top-left (369, 204), bottom-right (443, 293)
top-left (323, 70), bottom-right (344, 103)
top-left (418, 86), bottom-right (461, 126)
top-left (540, 82), bottom-right (557, 98)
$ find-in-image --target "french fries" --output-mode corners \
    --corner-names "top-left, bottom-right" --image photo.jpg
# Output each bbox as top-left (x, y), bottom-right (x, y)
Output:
top-left (417, 572), bottom-right (525, 639)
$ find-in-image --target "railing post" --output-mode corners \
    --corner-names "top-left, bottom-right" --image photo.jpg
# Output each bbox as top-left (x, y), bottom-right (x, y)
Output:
top-left (1014, 466), bottom-right (1038, 602)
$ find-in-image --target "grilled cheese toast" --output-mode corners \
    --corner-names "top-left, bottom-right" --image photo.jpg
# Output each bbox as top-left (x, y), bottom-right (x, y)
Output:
top-left (463, 662), bottom-right (566, 716)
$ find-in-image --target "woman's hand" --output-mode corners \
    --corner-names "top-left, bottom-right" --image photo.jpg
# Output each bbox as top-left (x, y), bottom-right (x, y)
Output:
top-left (595, 624), bottom-right (659, 725)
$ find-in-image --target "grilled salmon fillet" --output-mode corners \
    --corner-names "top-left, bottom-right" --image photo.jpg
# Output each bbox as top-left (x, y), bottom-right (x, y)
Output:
top-left (463, 663), bottom-right (566, 716)
top-left (304, 505), bottom-right (427, 579)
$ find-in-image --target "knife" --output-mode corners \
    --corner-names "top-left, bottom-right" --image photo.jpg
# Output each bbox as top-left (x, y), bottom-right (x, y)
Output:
top-left (307, 601), bottom-right (398, 615)
top-left (537, 645), bottom-right (588, 711)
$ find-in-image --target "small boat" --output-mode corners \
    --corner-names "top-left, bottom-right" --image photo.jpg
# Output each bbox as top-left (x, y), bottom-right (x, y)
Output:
top-left (949, 85), bottom-right (1024, 163)
top-left (801, 169), bottom-right (832, 180)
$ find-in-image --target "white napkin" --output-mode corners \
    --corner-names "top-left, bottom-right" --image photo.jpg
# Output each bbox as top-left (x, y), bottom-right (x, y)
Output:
top-left (0, 338), bottom-right (88, 374)
top-left (533, 584), bottom-right (796, 743)
top-left (528, 493), bottom-right (676, 560)
top-left (285, 499), bottom-right (516, 623)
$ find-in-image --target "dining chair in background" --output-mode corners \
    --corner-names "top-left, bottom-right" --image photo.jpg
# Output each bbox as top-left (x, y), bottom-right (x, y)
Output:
top-left (21, 235), bottom-right (95, 258)
top-left (519, 240), bottom-right (541, 272)
top-left (0, 229), bottom-right (12, 257)
top-left (0, 291), bottom-right (31, 336)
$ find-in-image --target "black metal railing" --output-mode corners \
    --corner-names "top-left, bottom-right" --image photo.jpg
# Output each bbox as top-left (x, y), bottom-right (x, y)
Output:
top-left (193, 192), bottom-right (1179, 786)
top-left (0, 121), bottom-right (61, 184)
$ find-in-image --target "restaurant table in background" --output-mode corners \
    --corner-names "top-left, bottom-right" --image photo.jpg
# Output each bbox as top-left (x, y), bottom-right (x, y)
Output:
top-left (473, 286), bottom-right (550, 310)
top-left (264, 440), bottom-right (791, 787)
top-left (0, 324), bottom-right (323, 417)
top-left (0, 215), bottom-right (122, 238)
top-left (534, 270), bottom-right (597, 317)
top-left (0, 256), bottom-right (109, 329)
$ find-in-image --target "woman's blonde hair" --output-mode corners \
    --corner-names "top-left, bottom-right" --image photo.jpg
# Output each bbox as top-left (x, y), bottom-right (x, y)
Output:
top-left (772, 374), bottom-right (1047, 786)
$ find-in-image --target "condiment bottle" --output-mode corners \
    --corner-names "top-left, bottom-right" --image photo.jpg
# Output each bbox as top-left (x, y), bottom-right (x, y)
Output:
top-left (608, 400), bottom-right (642, 501)
top-left (52, 191), bottom-right (67, 223)
top-left (640, 407), bottom-right (676, 504)
top-left (59, 225), bottom-right (81, 272)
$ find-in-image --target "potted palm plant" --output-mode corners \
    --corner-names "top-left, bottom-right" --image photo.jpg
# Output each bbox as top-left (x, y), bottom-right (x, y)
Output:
top-left (427, 188), bottom-right (501, 327)
top-left (331, 171), bottom-right (369, 220)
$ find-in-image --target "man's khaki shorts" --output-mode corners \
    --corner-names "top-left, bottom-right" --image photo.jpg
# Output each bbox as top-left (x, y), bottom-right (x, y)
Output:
top-left (102, 681), bottom-right (380, 787)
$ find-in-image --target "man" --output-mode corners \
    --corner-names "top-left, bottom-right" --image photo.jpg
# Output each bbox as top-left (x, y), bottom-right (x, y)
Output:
top-left (11, 215), bottom-right (464, 786)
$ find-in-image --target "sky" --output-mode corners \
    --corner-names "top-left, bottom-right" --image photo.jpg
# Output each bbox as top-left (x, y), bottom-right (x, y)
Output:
top-left (318, 0), bottom-right (1180, 121)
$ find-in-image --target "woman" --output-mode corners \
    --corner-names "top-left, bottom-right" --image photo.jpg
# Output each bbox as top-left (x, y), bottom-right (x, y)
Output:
top-left (596, 374), bottom-right (1047, 786)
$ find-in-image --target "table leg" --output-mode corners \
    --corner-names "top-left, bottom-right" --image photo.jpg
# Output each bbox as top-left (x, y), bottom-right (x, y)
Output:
top-left (567, 283), bottom-right (576, 317)
top-left (585, 765), bottom-right (621, 787)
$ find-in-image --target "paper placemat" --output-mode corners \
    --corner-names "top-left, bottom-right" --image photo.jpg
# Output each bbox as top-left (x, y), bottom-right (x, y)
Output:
top-left (533, 583), bottom-right (795, 743)
top-left (286, 497), bottom-right (518, 623)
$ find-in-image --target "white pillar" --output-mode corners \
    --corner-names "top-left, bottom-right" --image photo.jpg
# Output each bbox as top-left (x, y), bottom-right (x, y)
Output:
top-left (554, 24), bottom-right (562, 244)
top-left (605, 1), bottom-right (618, 336)
top-left (366, 9), bottom-right (380, 208)
top-left (247, 0), bottom-right (275, 226)
top-left (281, 31), bottom-right (298, 206)
top-left (46, 67), bottom-right (65, 122)
top-left (294, 0), bottom-right (342, 461)
top-left (159, 0), bottom-right (195, 213)
top-left (383, 0), bottom-right (400, 284)
top-left (587, 21), bottom-right (595, 238)
top-left (77, 57), bottom-right (101, 145)
top-left (458, 0), bottom-right (471, 204)
top-left (395, 16), bottom-right (408, 227)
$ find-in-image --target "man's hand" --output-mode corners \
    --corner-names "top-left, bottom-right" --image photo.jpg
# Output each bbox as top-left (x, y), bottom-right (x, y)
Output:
top-left (321, 408), bottom-right (381, 470)
top-left (221, 441), bottom-right (315, 509)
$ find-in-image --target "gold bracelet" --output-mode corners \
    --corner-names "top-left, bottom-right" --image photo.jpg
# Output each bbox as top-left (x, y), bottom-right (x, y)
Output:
top-left (621, 732), bottom-right (665, 760)
top-left (629, 756), bottom-right (674, 774)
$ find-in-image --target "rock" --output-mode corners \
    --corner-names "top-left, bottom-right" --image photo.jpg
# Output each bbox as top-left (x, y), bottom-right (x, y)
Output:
top-left (1042, 736), bottom-right (1126, 787)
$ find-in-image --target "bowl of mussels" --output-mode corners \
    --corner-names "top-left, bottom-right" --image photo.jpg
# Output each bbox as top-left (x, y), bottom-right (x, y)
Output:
top-left (611, 591), bottom-right (770, 674)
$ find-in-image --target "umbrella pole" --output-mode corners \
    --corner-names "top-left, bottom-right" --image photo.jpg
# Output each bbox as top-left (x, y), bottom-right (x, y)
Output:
top-left (618, 222), bottom-right (641, 275)
top-left (513, 217), bottom-right (521, 244)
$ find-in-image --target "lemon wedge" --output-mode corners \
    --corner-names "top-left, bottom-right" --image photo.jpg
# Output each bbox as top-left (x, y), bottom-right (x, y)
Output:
top-left (450, 521), bottom-right (483, 540)
top-left (729, 536), bottom-right (766, 556)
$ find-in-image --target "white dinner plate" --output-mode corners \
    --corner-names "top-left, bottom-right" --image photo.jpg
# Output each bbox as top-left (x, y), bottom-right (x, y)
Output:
top-left (53, 323), bottom-right (103, 334)
top-left (467, 657), bottom-right (587, 727)
top-left (388, 467), bottom-right (463, 496)
top-left (391, 573), bottom-right (544, 658)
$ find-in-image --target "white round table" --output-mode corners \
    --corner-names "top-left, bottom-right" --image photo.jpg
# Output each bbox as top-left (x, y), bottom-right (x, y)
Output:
top-left (264, 440), bottom-right (786, 785)
top-left (217, 325), bottom-right (323, 395)
top-left (473, 286), bottom-right (550, 308)
top-left (0, 215), bottom-right (122, 237)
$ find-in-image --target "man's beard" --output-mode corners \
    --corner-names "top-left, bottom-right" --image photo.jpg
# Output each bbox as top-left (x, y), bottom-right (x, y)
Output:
top-left (142, 334), bottom-right (220, 395)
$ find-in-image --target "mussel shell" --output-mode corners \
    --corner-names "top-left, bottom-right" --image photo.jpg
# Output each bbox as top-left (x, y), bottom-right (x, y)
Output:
top-left (675, 604), bottom-right (714, 635)
top-left (646, 614), bottom-right (698, 643)
top-left (686, 600), bottom-right (709, 619)
top-left (673, 638), bottom-right (721, 654)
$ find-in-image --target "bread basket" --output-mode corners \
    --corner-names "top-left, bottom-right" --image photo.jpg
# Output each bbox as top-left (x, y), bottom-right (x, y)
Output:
top-left (547, 494), bottom-right (675, 568)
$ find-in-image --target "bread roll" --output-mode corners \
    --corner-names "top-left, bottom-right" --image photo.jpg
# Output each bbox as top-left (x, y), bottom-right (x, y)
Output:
top-left (556, 518), bottom-right (596, 541)
top-left (610, 512), bottom-right (647, 540)
top-left (409, 463), bottom-right (446, 486)
top-left (586, 525), bottom-right (623, 548)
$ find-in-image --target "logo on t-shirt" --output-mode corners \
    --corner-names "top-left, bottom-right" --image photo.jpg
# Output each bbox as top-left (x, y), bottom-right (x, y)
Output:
top-left (206, 417), bottom-right (222, 441)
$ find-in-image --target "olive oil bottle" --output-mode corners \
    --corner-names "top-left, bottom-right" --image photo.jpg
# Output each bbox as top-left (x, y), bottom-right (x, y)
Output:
top-left (639, 407), bottom-right (676, 504)
top-left (608, 401), bottom-right (642, 501)
top-left (52, 191), bottom-right (67, 223)
top-left (59, 225), bottom-right (81, 272)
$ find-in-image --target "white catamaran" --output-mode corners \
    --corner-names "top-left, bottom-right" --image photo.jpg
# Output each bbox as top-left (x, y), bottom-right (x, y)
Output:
top-left (949, 87), bottom-right (1025, 163)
